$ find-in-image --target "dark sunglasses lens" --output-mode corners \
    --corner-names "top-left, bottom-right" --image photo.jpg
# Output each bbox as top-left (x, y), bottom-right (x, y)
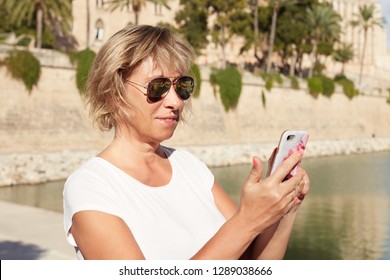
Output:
top-left (147, 78), bottom-right (171, 102)
top-left (175, 76), bottom-right (194, 100)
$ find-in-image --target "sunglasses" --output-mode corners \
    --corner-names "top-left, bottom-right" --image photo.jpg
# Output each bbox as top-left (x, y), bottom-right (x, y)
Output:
top-left (125, 76), bottom-right (195, 103)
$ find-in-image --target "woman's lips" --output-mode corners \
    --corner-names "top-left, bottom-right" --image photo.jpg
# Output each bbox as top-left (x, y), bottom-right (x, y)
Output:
top-left (156, 115), bottom-right (179, 125)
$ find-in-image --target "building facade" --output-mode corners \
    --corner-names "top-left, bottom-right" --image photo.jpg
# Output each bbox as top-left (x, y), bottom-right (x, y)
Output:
top-left (71, 0), bottom-right (389, 85)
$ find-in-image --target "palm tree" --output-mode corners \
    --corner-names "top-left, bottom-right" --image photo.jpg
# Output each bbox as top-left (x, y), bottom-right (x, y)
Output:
top-left (333, 43), bottom-right (354, 75)
top-left (86, 0), bottom-right (91, 48)
top-left (108, 0), bottom-right (170, 25)
top-left (4, 0), bottom-right (73, 49)
top-left (208, 0), bottom-right (247, 69)
top-left (304, 5), bottom-right (341, 78)
top-left (265, 0), bottom-right (296, 73)
top-left (249, 0), bottom-right (259, 59)
top-left (351, 4), bottom-right (384, 85)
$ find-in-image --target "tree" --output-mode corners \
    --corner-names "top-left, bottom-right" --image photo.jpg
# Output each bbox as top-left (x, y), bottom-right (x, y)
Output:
top-left (247, 4), bottom-right (273, 67)
top-left (175, 0), bottom-right (252, 68)
top-left (86, 0), bottom-right (91, 48)
top-left (265, 0), bottom-right (296, 73)
top-left (207, 0), bottom-right (248, 69)
top-left (250, 0), bottom-right (259, 58)
top-left (351, 4), bottom-right (384, 85)
top-left (273, 1), bottom-right (314, 76)
top-left (108, 0), bottom-right (170, 25)
top-left (333, 43), bottom-right (354, 75)
top-left (175, 0), bottom-right (209, 55)
top-left (304, 4), bottom-right (341, 77)
top-left (4, 0), bottom-right (73, 49)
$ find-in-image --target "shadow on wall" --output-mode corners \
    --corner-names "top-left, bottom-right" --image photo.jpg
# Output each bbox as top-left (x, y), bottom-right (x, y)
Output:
top-left (0, 241), bottom-right (46, 260)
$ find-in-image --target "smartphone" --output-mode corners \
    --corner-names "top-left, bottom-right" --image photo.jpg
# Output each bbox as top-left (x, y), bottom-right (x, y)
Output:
top-left (270, 130), bottom-right (309, 178)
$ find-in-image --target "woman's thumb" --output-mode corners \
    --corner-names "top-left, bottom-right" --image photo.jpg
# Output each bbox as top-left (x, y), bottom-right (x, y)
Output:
top-left (245, 156), bottom-right (263, 186)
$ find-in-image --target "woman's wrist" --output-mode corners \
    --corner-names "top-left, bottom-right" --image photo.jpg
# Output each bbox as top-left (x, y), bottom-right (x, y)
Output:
top-left (232, 209), bottom-right (266, 241)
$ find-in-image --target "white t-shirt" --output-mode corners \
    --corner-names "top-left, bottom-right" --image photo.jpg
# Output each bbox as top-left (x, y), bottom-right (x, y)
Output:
top-left (63, 146), bottom-right (226, 259)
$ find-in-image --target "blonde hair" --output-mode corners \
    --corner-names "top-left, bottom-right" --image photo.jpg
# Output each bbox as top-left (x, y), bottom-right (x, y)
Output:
top-left (84, 25), bottom-right (196, 131)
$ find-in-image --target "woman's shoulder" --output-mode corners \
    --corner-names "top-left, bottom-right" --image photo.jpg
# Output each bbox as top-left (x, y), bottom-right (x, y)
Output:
top-left (161, 145), bottom-right (200, 162)
top-left (65, 157), bottom-right (112, 188)
top-left (161, 145), bottom-right (211, 172)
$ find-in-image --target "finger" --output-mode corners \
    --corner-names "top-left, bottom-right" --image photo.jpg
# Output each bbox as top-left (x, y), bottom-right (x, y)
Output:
top-left (302, 170), bottom-right (310, 195)
top-left (271, 151), bottom-right (303, 183)
top-left (280, 169), bottom-right (305, 196)
top-left (282, 192), bottom-right (296, 214)
top-left (295, 167), bottom-right (310, 196)
top-left (295, 171), bottom-right (309, 203)
top-left (244, 156), bottom-right (263, 187)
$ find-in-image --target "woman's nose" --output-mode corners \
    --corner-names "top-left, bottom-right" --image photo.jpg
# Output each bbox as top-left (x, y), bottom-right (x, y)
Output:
top-left (162, 86), bottom-right (183, 109)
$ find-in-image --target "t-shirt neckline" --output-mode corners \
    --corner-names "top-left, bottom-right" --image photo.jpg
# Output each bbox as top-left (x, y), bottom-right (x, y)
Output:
top-left (92, 148), bottom-right (175, 189)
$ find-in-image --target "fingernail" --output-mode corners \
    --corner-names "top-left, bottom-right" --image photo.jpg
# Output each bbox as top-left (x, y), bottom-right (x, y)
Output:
top-left (252, 157), bottom-right (257, 167)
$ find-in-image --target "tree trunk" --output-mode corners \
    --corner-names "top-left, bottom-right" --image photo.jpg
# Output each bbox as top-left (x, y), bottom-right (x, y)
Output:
top-left (133, 3), bottom-right (141, 25)
top-left (220, 24), bottom-right (227, 69)
top-left (86, 0), bottom-right (90, 48)
top-left (36, 7), bottom-right (43, 48)
top-left (289, 44), bottom-right (297, 77)
top-left (309, 40), bottom-right (318, 78)
top-left (266, 7), bottom-right (278, 73)
top-left (253, 0), bottom-right (259, 58)
top-left (359, 28), bottom-right (368, 85)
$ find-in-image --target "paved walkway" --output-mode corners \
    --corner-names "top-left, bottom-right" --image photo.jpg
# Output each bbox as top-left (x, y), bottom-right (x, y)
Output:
top-left (0, 201), bottom-right (76, 260)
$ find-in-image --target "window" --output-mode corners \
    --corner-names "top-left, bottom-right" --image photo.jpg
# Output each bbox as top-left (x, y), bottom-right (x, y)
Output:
top-left (155, 3), bottom-right (163, 15)
top-left (94, 19), bottom-right (105, 41)
top-left (96, 0), bottom-right (105, 8)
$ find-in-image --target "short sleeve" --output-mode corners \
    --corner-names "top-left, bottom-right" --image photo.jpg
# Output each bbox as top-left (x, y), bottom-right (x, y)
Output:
top-left (63, 168), bottom-right (123, 247)
top-left (168, 147), bottom-right (216, 195)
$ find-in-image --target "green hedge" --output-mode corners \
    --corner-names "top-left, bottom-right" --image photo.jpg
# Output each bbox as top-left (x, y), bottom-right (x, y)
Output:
top-left (334, 75), bottom-right (359, 99)
top-left (307, 76), bottom-right (323, 97)
top-left (2, 49), bottom-right (41, 93)
top-left (210, 66), bottom-right (242, 111)
top-left (307, 75), bottom-right (335, 98)
top-left (69, 48), bottom-right (96, 94)
top-left (320, 75), bottom-right (335, 97)
top-left (261, 72), bottom-right (283, 92)
top-left (191, 63), bottom-right (201, 98)
top-left (261, 90), bottom-right (266, 109)
top-left (387, 88), bottom-right (390, 105)
top-left (290, 76), bottom-right (300, 90)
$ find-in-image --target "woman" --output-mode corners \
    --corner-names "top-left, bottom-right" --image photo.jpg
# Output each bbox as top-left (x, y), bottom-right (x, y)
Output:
top-left (63, 25), bottom-right (309, 260)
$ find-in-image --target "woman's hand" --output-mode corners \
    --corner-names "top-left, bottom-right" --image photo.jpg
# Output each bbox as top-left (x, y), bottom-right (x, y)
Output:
top-left (267, 147), bottom-right (310, 213)
top-left (236, 151), bottom-right (306, 236)
top-left (288, 166), bottom-right (310, 214)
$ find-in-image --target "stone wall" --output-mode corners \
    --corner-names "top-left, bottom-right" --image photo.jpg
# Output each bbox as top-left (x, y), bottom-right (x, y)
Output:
top-left (1, 57), bottom-right (390, 186)
top-left (2, 64), bottom-right (390, 154)
top-left (166, 68), bottom-right (390, 147)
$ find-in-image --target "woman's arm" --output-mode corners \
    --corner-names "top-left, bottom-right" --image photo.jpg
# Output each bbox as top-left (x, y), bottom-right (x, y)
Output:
top-left (192, 151), bottom-right (307, 260)
top-left (71, 151), bottom-right (306, 260)
top-left (250, 169), bottom-right (310, 260)
top-left (208, 154), bottom-right (309, 260)
top-left (71, 210), bottom-right (145, 260)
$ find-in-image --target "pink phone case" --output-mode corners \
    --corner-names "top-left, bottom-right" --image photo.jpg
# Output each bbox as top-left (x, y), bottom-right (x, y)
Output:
top-left (270, 130), bottom-right (309, 178)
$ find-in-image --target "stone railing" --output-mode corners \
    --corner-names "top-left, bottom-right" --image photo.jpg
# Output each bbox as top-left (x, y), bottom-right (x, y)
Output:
top-left (1, 137), bottom-right (390, 187)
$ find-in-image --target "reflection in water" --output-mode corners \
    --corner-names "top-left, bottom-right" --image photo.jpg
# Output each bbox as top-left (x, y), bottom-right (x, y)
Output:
top-left (0, 152), bottom-right (389, 259)
top-left (0, 180), bottom-right (64, 213)
top-left (212, 152), bottom-right (390, 260)
top-left (289, 196), bottom-right (390, 260)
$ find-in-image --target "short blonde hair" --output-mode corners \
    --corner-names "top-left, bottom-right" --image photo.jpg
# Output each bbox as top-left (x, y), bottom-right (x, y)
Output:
top-left (85, 25), bottom-right (196, 131)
